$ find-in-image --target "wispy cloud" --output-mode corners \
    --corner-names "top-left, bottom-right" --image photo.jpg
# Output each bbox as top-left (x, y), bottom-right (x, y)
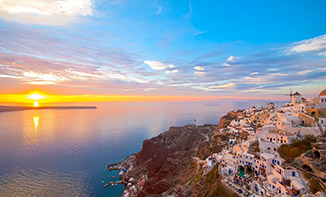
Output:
top-left (286, 34), bottom-right (326, 55)
top-left (144, 60), bottom-right (175, 70)
top-left (166, 69), bottom-right (178, 74)
top-left (298, 70), bottom-right (312, 75)
top-left (156, 6), bottom-right (162, 15)
top-left (193, 31), bottom-right (208, 37)
top-left (250, 72), bottom-right (259, 76)
top-left (268, 73), bottom-right (288, 77)
top-left (226, 55), bottom-right (237, 62)
top-left (194, 66), bottom-right (205, 71)
top-left (23, 71), bottom-right (67, 85)
top-left (186, 0), bottom-right (192, 18)
top-left (0, 0), bottom-right (93, 25)
top-left (222, 55), bottom-right (238, 66)
top-left (194, 71), bottom-right (205, 76)
top-left (209, 82), bottom-right (235, 89)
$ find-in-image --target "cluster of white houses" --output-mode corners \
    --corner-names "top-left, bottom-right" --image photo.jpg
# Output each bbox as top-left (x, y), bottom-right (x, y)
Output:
top-left (214, 89), bottom-right (326, 197)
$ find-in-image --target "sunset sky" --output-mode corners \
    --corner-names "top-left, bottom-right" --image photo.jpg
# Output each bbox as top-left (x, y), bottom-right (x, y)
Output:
top-left (0, 0), bottom-right (326, 103)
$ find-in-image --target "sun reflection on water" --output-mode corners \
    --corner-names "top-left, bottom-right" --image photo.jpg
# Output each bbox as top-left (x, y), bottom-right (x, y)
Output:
top-left (34, 101), bottom-right (39, 107)
top-left (33, 116), bottom-right (40, 129)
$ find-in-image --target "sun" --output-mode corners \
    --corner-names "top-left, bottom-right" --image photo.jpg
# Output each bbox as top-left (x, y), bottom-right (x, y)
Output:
top-left (28, 93), bottom-right (44, 100)
top-left (27, 92), bottom-right (45, 107)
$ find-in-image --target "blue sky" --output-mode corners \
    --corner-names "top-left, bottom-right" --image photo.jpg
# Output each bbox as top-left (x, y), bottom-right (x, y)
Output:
top-left (0, 0), bottom-right (326, 100)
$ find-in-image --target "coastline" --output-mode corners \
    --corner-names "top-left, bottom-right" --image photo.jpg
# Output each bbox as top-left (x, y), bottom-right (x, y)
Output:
top-left (107, 98), bottom-right (326, 196)
top-left (106, 117), bottom-right (239, 196)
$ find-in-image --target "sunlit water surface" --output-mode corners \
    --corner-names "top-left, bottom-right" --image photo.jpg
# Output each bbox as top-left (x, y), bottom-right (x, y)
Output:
top-left (0, 101), bottom-right (283, 196)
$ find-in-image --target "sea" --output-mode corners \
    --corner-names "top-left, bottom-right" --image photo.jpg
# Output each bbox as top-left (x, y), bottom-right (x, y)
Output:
top-left (0, 100), bottom-right (284, 196)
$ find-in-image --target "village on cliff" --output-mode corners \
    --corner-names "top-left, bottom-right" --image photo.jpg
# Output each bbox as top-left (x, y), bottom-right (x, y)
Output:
top-left (112, 89), bottom-right (326, 197)
top-left (206, 89), bottom-right (326, 196)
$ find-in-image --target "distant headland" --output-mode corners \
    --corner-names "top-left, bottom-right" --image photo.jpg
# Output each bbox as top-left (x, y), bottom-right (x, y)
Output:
top-left (0, 105), bottom-right (97, 113)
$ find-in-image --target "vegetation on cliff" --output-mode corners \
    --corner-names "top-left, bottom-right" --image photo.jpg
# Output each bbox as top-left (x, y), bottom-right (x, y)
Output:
top-left (277, 135), bottom-right (316, 162)
top-left (308, 178), bottom-right (324, 194)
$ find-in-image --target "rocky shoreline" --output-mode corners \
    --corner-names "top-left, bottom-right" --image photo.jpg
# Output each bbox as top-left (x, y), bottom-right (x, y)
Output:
top-left (107, 112), bottom-right (242, 197)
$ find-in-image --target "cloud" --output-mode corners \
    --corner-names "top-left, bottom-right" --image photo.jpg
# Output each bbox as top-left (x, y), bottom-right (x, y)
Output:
top-left (144, 60), bottom-right (175, 70)
top-left (319, 51), bottom-right (326, 56)
top-left (23, 71), bottom-right (67, 85)
top-left (298, 70), bottom-right (312, 75)
top-left (194, 66), bottom-right (205, 71)
top-left (226, 55), bottom-right (237, 62)
top-left (209, 82), bottom-right (235, 89)
top-left (144, 88), bottom-right (156, 91)
top-left (194, 71), bottom-right (205, 76)
top-left (166, 69), bottom-right (178, 74)
top-left (268, 73), bottom-right (288, 77)
top-left (186, 0), bottom-right (192, 18)
top-left (0, 0), bottom-right (93, 25)
top-left (156, 6), bottom-right (162, 15)
top-left (250, 72), bottom-right (259, 76)
top-left (193, 31), bottom-right (208, 37)
top-left (222, 55), bottom-right (238, 66)
top-left (286, 34), bottom-right (326, 55)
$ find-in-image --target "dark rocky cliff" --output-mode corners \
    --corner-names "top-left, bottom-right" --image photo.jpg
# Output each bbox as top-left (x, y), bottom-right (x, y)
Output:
top-left (112, 113), bottom-right (242, 196)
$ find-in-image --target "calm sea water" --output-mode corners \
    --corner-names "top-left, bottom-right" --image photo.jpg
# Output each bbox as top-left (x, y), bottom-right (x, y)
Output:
top-left (0, 101), bottom-right (283, 196)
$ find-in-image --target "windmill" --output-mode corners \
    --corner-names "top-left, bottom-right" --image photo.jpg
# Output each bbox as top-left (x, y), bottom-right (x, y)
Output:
top-left (284, 88), bottom-right (293, 102)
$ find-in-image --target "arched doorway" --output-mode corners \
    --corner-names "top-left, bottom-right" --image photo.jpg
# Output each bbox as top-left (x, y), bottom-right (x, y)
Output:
top-left (302, 164), bottom-right (313, 172)
top-left (313, 150), bottom-right (321, 159)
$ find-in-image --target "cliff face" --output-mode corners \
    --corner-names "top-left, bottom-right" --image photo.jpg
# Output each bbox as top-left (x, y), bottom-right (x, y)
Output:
top-left (119, 121), bottom-right (237, 196)
top-left (216, 111), bottom-right (243, 130)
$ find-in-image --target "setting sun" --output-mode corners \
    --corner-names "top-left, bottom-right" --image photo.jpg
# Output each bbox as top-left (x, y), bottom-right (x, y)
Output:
top-left (28, 93), bottom-right (44, 100)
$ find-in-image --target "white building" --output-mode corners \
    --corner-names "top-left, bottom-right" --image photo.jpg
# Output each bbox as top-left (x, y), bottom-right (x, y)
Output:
top-left (316, 89), bottom-right (326, 109)
top-left (267, 102), bottom-right (275, 110)
top-left (221, 151), bottom-right (238, 175)
top-left (259, 139), bottom-right (279, 154)
top-left (292, 92), bottom-right (302, 104)
top-left (255, 153), bottom-right (274, 175)
top-left (239, 152), bottom-right (255, 168)
top-left (276, 112), bottom-right (320, 136)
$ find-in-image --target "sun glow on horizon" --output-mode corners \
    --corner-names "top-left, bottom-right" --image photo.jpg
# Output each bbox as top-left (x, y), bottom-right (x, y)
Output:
top-left (0, 90), bottom-right (288, 105)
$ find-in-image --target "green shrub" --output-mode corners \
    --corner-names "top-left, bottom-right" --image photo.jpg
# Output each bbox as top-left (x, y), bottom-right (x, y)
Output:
top-left (277, 135), bottom-right (316, 162)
